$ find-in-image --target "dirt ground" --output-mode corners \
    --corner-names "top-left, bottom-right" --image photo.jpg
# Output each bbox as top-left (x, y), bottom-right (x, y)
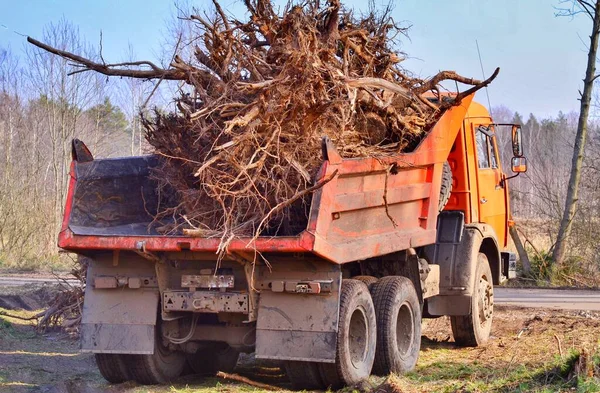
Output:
top-left (1, 285), bottom-right (599, 393)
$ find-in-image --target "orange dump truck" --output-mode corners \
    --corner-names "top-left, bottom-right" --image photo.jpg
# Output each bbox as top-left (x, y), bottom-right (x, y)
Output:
top-left (59, 92), bottom-right (527, 389)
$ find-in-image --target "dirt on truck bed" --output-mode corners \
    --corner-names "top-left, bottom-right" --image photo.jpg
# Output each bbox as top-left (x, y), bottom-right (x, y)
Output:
top-left (1, 284), bottom-right (599, 393)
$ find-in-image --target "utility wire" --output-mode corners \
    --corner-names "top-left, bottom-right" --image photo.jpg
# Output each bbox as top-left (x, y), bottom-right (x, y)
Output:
top-left (476, 39), bottom-right (493, 117)
top-left (0, 21), bottom-right (27, 37)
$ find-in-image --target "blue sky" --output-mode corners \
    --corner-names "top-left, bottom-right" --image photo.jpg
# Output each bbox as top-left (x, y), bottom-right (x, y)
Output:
top-left (0, 0), bottom-right (591, 118)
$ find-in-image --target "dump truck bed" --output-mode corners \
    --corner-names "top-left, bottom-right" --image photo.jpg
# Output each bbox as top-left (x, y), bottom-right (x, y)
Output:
top-left (58, 95), bottom-right (474, 264)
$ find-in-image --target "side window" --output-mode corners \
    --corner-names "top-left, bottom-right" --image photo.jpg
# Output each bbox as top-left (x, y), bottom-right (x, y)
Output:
top-left (476, 128), bottom-right (490, 169)
top-left (476, 126), bottom-right (499, 169)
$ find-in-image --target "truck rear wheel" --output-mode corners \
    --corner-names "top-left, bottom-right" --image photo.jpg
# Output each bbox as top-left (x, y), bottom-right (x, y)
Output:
top-left (129, 331), bottom-right (186, 384)
top-left (352, 275), bottom-right (378, 288)
top-left (318, 279), bottom-right (376, 389)
top-left (95, 353), bottom-right (131, 383)
top-left (451, 253), bottom-right (494, 347)
top-left (285, 361), bottom-right (325, 390)
top-left (370, 276), bottom-right (421, 376)
top-left (186, 343), bottom-right (239, 376)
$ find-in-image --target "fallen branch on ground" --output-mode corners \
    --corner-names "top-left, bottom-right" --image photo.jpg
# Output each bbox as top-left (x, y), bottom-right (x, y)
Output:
top-left (216, 371), bottom-right (280, 391)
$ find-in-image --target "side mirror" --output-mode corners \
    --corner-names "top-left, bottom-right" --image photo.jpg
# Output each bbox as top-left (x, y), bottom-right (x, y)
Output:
top-left (511, 156), bottom-right (528, 173)
top-left (512, 125), bottom-right (523, 157)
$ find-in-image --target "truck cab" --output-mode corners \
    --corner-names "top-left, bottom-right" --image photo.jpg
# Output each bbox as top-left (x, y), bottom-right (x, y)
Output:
top-left (423, 100), bottom-right (525, 347)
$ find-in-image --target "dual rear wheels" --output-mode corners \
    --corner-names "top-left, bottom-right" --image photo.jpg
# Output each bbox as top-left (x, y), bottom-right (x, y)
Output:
top-left (95, 336), bottom-right (186, 385)
top-left (371, 276), bottom-right (421, 376)
top-left (95, 353), bottom-right (132, 384)
top-left (286, 277), bottom-right (422, 390)
top-left (95, 335), bottom-right (239, 385)
top-left (286, 279), bottom-right (377, 390)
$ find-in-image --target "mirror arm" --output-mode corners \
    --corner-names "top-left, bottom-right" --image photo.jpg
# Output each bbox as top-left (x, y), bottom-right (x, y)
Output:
top-left (500, 172), bottom-right (520, 188)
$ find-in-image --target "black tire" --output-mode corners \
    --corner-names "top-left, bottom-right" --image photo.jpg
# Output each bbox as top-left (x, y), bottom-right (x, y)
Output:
top-left (439, 161), bottom-right (452, 211)
top-left (285, 361), bottom-right (325, 390)
top-left (186, 343), bottom-right (239, 376)
top-left (318, 279), bottom-right (376, 390)
top-left (352, 275), bottom-right (378, 289)
top-left (370, 276), bottom-right (421, 376)
top-left (129, 330), bottom-right (186, 385)
top-left (95, 353), bottom-right (132, 383)
top-left (451, 253), bottom-right (494, 347)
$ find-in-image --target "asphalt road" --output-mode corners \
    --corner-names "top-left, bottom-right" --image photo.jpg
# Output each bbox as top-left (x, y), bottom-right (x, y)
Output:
top-left (494, 287), bottom-right (600, 311)
top-left (0, 276), bottom-right (598, 311)
top-left (0, 275), bottom-right (80, 287)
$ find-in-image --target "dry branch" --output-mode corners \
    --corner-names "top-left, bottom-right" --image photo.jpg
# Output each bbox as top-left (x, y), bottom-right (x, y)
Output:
top-left (33, 260), bottom-right (87, 335)
top-left (27, 37), bottom-right (186, 80)
top-left (216, 371), bottom-right (280, 391)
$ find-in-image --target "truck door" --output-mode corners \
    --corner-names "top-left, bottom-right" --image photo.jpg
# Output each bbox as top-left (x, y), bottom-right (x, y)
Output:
top-left (474, 125), bottom-right (508, 247)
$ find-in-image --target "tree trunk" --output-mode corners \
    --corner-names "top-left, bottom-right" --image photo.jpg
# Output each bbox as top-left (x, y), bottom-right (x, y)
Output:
top-left (509, 225), bottom-right (531, 274)
top-left (553, 0), bottom-right (600, 265)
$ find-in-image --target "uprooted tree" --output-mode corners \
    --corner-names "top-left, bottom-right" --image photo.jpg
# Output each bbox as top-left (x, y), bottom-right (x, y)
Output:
top-left (28, 0), bottom-right (498, 255)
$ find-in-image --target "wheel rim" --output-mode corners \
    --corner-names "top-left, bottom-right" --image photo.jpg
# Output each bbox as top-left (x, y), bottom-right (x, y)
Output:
top-left (396, 301), bottom-right (415, 357)
top-left (477, 273), bottom-right (493, 326)
top-left (348, 306), bottom-right (368, 368)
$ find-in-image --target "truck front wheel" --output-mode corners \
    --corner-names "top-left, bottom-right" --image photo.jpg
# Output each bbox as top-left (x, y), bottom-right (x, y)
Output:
top-left (370, 276), bottom-right (421, 376)
top-left (318, 279), bottom-right (376, 389)
top-left (451, 253), bottom-right (494, 347)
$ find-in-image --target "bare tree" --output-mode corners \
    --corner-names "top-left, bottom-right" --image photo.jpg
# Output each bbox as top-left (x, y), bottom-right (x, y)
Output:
top-left (25, 20), bottom-right (101, 240)
top-left (553, 0), bottom-right (600, 265)
top-left (118, 45), bottom-right (153, 155)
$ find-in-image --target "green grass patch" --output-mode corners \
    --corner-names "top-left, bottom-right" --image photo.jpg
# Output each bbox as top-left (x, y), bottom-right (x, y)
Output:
top-left (394, 347), bottom-right (590, 392)
top-left (0, 308), bottom-right (39, 341)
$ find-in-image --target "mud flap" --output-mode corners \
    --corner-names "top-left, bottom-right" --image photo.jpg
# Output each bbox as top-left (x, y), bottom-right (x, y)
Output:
top-left (80, 255), bottom-right (159, 354)
top-left (425, 214), bottom-right (499, 316)
top-left (255, 259), bottom-right (341, 363)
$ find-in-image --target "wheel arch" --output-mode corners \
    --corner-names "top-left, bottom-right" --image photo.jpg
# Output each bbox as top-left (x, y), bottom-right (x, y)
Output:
top-left (479, 235), bottom-right (502, 285)
top-left (425, 222), bottom-right (500, 317)
top-left (465, 223), bottom-right (501, 289)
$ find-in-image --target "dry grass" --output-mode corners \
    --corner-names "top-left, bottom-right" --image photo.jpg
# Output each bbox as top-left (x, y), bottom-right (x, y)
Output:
top-left (509, 219), bottom-right (600, 288)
